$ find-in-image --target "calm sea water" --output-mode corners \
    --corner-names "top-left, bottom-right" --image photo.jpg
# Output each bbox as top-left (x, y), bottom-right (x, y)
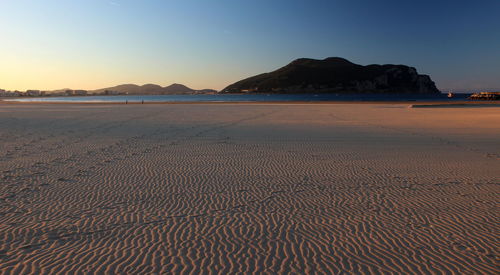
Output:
top-left (3, 93), bottom-right (466, 103)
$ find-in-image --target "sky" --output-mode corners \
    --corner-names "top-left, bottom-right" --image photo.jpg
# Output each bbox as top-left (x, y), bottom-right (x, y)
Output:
top-left (0, 0), bottom-right (499, 92)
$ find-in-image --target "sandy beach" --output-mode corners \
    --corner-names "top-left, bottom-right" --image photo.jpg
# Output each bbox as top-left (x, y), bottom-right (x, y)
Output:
top-left (0, 103), bottom-right (498, 274)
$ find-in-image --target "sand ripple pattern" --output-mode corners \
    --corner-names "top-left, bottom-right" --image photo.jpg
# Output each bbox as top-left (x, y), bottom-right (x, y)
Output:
top-left (0, 103), bottom-right (499, 274)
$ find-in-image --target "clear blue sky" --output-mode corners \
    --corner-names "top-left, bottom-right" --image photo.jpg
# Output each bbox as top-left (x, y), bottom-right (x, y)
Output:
top-left (0, 0), bottom-right (499, 91)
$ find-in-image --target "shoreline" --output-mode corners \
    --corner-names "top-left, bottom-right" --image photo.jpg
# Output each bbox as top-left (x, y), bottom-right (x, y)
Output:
top-left (1, 99), bottom-right (499, 106)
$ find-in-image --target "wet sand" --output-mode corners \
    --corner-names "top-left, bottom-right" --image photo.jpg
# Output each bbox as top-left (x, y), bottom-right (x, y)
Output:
top-left (0, 103), bottom-right (498, 274)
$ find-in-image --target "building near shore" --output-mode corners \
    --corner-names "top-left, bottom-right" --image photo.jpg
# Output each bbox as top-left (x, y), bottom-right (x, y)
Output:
top-left (26, 90), bottom-right (41, 96)
top-left (74, 90), bottom-right (88, 96)
top-left (0, 89), bottom-right (17, 97)
top-left (103, 90), bottom-right (124, 95)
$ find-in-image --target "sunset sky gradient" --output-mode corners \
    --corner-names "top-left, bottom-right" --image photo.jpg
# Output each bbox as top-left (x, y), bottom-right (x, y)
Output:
top-left (1, 0), bottom-right (499, 91)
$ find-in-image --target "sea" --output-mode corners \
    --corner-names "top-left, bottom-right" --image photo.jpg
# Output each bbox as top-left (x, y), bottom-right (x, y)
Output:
top-left (2, 93), bottom-right (470, 103)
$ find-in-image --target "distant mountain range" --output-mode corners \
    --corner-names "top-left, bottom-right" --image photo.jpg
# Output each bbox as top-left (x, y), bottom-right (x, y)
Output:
top-left (1, 58), bottom-right (451, 96)
top-left (90, 83), bottom-right (217, 95)
top-left (221, 57), bottom-right (440, 94)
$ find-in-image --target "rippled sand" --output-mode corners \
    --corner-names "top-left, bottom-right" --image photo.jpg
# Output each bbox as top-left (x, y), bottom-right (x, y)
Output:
top-left (0, 103), bottom-right (498, 274)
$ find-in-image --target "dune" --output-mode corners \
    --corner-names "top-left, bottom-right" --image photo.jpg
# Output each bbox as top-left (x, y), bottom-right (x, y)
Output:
top-left (0, 103), bottom-right (498, 274)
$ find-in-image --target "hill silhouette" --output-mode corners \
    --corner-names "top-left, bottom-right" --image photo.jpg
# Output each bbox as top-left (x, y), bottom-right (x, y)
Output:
top-left (221, 57), bottom-right (440, 94)
top-left (92, 84), bottom-right (216, 95)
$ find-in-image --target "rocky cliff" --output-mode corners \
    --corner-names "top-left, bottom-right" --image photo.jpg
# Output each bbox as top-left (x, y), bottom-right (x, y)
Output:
top-left (221, 57), bottom-right (440, 94)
